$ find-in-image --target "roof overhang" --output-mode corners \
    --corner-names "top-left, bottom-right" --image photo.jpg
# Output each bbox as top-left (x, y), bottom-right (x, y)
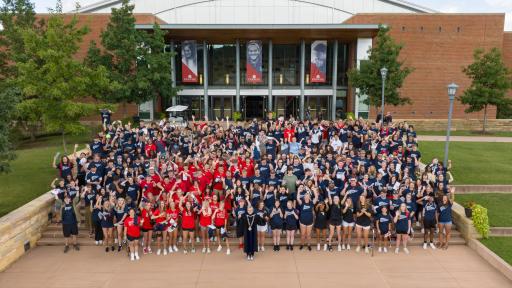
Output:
top-left (135, 24), bottom-right (381, 43)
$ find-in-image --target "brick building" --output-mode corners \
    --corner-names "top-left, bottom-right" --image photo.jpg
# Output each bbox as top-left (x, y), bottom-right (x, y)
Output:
top-left (66, 0), bottom-right (510, 121)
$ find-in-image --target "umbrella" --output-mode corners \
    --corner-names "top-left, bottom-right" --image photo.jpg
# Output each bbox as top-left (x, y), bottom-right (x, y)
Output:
top-left (166, 105), bottom-right (188, 112)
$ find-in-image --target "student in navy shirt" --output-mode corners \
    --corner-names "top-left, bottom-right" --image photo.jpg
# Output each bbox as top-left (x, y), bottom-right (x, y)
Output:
top-left (341, 195), bottom-right (355, 250)
top-left (296, 189), bottom-right (318, 251)
top-left (61, 196), bottom-right (79, 253)
top-left (394, 203), bottom-right (411, 254)
top-left (376, 206), bottom-right (392, 253)
top-left (355, 195), bottom-right (372, 254)
top-left (284, 200), bottom-right (299, 251)
top-left (420, 194), bottom-right (438, 250)
top-left (269, 201), bottom-right (284, 251)
top-left (438, 194), bottom-right (454, 250)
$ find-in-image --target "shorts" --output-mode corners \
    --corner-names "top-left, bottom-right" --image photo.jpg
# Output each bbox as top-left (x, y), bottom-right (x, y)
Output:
top-left (182, 227), bottom-right (194, 232)
top-left (423, 219), bottom-right (437, 229)
top-left (439, 221), bottom-right (452, 225)
top-left (379, 229), bottom-right (389, 236)
top-left (62, 223), bottom-right (78, 237)
top-left (154, 223), bottom-right (166, 232)
top-left (127, 235), bottom-right (140, 242)
top-left (396, 229), bottom-right (408, 235)
top-left (329, 219), bottom-right (342, 227)
top-left (200, 225), bottom-right (209, 231)
top-left (257, 224), bottom-right (268, 232)
top-left (141, 227), bottom-right (151, 233)
top-left (342, 221), bottom-right (355, 227)
top-left (299, 219), bottom-right (314, 226)
top-left (356, 224), bottom-right (371, 230)
top-left (270, 222), bottom-right (283, 230)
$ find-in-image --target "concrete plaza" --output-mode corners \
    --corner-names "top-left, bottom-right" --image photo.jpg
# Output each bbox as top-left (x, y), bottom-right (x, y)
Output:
top-left (1, 245), bottom-right (510, 288)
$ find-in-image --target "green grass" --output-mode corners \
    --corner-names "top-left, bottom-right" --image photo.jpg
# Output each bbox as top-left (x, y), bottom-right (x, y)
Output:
top-left (455, 194), bottom-right (512, 227)
top-left (419, 141), bottom-right (512, 185)
top-left (480, 237), bottom-right (512, 265)
top-left (0, 132), bottom-right (92, 217)
top-left (417, 130), bottom-right (512, 137)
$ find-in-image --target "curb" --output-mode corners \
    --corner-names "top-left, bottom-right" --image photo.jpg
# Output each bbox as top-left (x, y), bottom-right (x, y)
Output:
top-left (490, 227), bottom-right (512, 237)
top-left (468, 239), bottom-right (512, 282)
top-left (453, 185), bottom-right (512, 194)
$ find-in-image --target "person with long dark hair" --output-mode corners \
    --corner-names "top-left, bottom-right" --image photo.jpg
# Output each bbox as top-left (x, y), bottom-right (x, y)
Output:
top-left (241, 205), bottom-right (259, 260)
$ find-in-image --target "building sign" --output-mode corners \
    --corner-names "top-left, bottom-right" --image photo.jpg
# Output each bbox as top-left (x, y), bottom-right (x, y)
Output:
top-left (181, 40), bottom-right (198, 83)
top-left (310, 40), bottom-right (327, 83)
top-left (246, 40), bottom-right (263, 84)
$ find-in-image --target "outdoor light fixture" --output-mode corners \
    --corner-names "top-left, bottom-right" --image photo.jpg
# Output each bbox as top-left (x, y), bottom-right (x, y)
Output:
top-left (279, 74), bottom-right (283, 85)
top-left (199, 74), bottom-right (203, 85)
top-left (225, 74), bottom-right (230, 85)
top-left (380, 67), bottom-right (388, 123)
top-left (306, 74), bottom-right (310, 84)
top-left (444, 82), bottom-right (458, 166)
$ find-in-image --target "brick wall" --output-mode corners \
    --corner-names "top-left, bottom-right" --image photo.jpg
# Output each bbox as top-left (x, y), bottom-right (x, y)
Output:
top-left (344, 13), bottom-right (506, 120)
top-left (503, 32), bottom-right (512, 103)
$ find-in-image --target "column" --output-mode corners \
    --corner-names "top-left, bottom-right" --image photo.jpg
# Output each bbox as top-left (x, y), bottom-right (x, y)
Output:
top-left (268, 40), bottom-right (273, 112)
top-left (170, 41), bottom-right (177, 106)
top-left (331, 40), bottom-right (338, 120)
top-left (203, 41), bottom-right (209, 119)
top-left (236, 40), bottom-right (241, 112)
top-left (299, 40), bottom-right (305, 120)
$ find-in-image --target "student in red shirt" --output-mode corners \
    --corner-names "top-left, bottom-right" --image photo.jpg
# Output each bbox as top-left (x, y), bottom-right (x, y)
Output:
top-left (179, 197), bottom-right (198, 254)
top-left (165, 200), bottom-right (179, 253)
top-left (124, 208), bottom-right (142, 261)
top-left (140, 202), bottom-right (154, 254)
top-left (212, 200), bottom-right (231, 255)
top-left (152, 201), bottom-right (167, 256)
top-left (198, 200), bottom-right (213, 253)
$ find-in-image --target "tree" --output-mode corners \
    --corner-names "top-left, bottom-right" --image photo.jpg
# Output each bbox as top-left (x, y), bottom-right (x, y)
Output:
top-left (0, 85), bottom-right (19, 173)
top-left (460, 48), bottom-right (512, 133)
top-left (15, 9), bottom-right (112, 153)
top-left (348, 25), bottom-right (413, 116)
top-left (85, 0), bottom-right (178, 116)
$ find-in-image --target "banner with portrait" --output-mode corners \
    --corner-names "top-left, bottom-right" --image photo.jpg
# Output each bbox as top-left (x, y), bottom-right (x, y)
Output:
top-left (310, 40), bottom-right (327, 83)
top-left (181, 40), bottom-right (198, 83)
top-left (246, 40), bottom-right (263, 84)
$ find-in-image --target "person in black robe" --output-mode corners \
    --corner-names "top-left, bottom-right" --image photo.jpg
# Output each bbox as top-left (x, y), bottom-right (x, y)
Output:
top-left (242, 205), bottom-right (259, 260)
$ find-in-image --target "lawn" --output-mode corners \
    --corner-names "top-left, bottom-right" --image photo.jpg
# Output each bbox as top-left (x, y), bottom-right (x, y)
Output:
top-left (0, 132), bottom-right (93, 217)
top-left (480, 237), bottom-right (512, 266)
top-left (418, 141), bottom-right (512, 185)
top-left (417, 130), bottom-right (512, 137)
top-left (455, 194), bottom-right (512, 227)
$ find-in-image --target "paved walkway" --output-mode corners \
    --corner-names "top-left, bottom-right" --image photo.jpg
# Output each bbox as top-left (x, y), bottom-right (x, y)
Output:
top-left (1, 246), bottom-right (510, 288)
top-left (418, 135), bottom-right (512, 142)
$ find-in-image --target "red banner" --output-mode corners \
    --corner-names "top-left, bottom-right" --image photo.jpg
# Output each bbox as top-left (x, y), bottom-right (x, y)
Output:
top-left (181, 40), bottom-right (198, 83)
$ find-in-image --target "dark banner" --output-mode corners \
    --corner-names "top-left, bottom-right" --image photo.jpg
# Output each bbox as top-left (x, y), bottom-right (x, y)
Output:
top-left (181, 40), bottom-right (198, 83)
top-left (310, 40), bottom-right (327, 83)
top-left (246, 40), bottom-right (263, 84)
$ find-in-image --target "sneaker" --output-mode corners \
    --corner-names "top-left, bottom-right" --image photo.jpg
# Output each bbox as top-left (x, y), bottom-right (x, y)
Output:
top-left (337, 244), bottom-right (341, 252)
top-left (163, 249), bottom-right (168, 256)
top-left (404, 248), bottom-right (410, 254)
top-left (378, 247), bottom-right (382, 253)
top-left (328, 245), bottom-right (333, 252)
top-left (346, 244), bottom-right (351, 250)
top-left (273, 245), bottom-right (277, 251)
top-left (317, 243), bottom-right (321, 251)
top-left (183, 249), bottom-right (188, 254)
top-left (191, 248), bottom-right (196, 253)
top-left (74, 244), bottom-right (80, 251)
top-left (307, 245), bottom-right (312, 251)
top-left (148, 247), bottom-right (152, 254)
top-left (143, 248), bottom-right (148, 255)
top-left (356, 246), bottom-right (361, 253)
top-left (157, 249), bottom-right (161, 256)
top-left (135, 253), bottom-right (140, 260)
top-left (430, 243), bottom-right (437, 250)
top-left (64, 245), bottom-right (70, 253)
top-left (250, 255), bottom-right (254, 260)
top-left (173, 245), bottom-right (178, 252)
top-left (118, 245), bottom-right (122, 252)
top-left (299, 245), bottom-right (304, 250)
top-left (416, 222), bottom-right (421, 228)
top-left (277, 245), bottom-right (280, 251)
top-left (383, 247), bottom-right (388, 253)
top-left (95, 241), bottom-right (99, 246)
top-left (364, 247), bottom-right (369, 254)
top-left (130, 253), bottom-right (135, 261)
top-left (217, 245), bottom-right (222, 252)
top-left (423, 243), bottom-right (428, 250)
top-left (99, 240), bottom-right (103, 245)
top-left (105, 247), bottom-right (109, 253)
top-left (111, 246), bottom-right (115, 252)
top-left (226, 248), bottom-right (231, 255)
top-left (286, 245), bottom-right (290, 250)
top-left (168, 246), bottom-right (173, 254)
top-left (207, 248), bottom-right (211, 254)
top-left (290, 245), bottom-right (294, 251)
top-left (196, 237), bottom-right (200, 243)
top-left (202, 247), bottom-right (206, 253)
top-left (395, 248), bottom-right (399, 254)
top-left (261, 246), bottom-right (265, 252)
top-left (247, 255), bottom-right (251, 261)
top-left (115, 238), bottom-right (118, 244)
top-left (324, 244), bottom-right (328, 251)
top-left (421, 228), bottom-right (425, 233)
top-left (341, 244), bottom-right (346, 250)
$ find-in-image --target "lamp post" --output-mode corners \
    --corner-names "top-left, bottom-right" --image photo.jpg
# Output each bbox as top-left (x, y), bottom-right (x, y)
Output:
top-left (444, 83), bottom-right (458, 166)
top-left (380, 67), bottom-right (388, 123)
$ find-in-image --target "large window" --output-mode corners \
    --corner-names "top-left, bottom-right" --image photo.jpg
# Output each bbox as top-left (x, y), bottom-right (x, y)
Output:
top-left (208, 44), bottom-right (236, 87)
top-left (272, 44), bottom-right (301, 86)
top-left (337, 43), bottom-right (349, 87)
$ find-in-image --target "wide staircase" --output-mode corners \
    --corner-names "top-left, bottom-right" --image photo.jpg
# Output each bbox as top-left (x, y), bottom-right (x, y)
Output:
top-left (37, 206), bottom-right (466, 247)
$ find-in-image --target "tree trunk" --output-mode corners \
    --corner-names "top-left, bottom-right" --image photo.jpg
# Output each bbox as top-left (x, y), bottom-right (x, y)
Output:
top-left (483, 105), bottom-right (488, 134)
top-left (62, 130), bottom-right (68, 155)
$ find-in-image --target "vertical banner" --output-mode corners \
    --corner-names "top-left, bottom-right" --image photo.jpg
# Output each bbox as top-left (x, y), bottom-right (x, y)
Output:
top-left (246, 40), bottom-right (263, 84)
top-left (181, 40), bottom-right (198, 83)
top-left (310, 40), bottom-right (327, 83)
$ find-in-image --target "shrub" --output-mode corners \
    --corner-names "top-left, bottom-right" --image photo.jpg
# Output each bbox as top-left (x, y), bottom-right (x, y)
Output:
top-left (233, 111), bottom-right (242, 122)
top-left (345, 112), bottom-right (355, 120)
top-left (471, 204), bottom-right (490, 239)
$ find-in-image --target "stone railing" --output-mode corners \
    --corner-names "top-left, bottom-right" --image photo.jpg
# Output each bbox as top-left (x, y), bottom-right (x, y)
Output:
top-left (0, 192), bottom-right (54, 272)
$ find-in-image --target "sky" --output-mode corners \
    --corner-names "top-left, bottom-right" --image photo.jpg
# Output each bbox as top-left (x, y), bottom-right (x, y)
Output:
top-left (32, 0), bottom-right (512, 31)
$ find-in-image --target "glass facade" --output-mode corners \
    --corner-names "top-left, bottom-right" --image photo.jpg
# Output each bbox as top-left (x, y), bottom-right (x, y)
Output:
top-left (272, 44), bottom-right (301, 87)
top-left (207, 44), bottom-right (236, 87)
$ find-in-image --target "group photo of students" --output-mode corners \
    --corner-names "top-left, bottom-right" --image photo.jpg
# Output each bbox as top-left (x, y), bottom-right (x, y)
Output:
top-left (51, 113), bottom-right (455, 261)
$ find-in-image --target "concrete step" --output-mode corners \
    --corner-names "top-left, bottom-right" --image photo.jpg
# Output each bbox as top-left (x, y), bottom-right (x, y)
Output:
top-left (36, 236), bottom-right (466, 247)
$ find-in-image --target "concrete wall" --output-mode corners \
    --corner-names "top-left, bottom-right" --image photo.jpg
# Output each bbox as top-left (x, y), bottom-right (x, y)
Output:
top-left (397, 119), bottom-right (512, 131)
top-left (0, 192), bottom-right (54, 272)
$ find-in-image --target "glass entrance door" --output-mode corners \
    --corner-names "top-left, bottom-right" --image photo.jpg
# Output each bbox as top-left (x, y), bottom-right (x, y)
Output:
top-left (305, 96), bottom-right (330, 120)
top-left (211, 96), bottom-right (233, 120)
top-left (275, 96), bottom-right (299, 119)
top-left (243, 96), bottom-right (265, 119)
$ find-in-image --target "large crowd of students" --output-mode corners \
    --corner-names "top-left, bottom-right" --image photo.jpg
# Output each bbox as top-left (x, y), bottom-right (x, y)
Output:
top-left (51, 114), bottom-right (455, 261)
